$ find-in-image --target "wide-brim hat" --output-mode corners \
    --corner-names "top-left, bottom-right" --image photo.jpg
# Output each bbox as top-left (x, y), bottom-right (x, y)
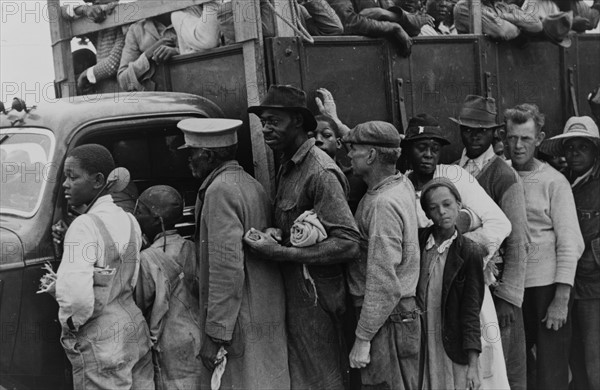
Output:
top-left (401, 113), bottom-right (451, 146)
top-left (540, 116), bottom-right (600, 156)
top-left (450, 95), bottom-right (504, 129)
top-left (177, 118), bottom-right (242, 149)
top-left (543, 11), bottom-right (573, 48)
top-left (247, 84), bottom-right (317, 132)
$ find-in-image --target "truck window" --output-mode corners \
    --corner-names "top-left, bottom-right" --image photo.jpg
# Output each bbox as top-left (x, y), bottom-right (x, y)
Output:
top-left (1, 129), bottom-right (55, 217)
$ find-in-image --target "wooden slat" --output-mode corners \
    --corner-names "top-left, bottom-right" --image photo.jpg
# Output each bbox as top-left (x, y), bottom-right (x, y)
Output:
top-left (233, 0), bottom-right (275, 196)
top-left (70, 0), bottom-right (211, 37)
top-left (273, 0), bottom-right (296, 37)
top-left (48, 0), bottom-right (76, 97)
top-left (469, 0), bottom-right (482, 35)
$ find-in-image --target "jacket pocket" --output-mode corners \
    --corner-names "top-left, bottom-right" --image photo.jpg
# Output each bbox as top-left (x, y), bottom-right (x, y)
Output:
top-left (92, 268), bottom-right (116, 315)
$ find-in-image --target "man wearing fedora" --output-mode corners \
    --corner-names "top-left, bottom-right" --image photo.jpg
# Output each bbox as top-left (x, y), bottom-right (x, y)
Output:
top-left (178, 118), bottom-right (290, 390)
top-left (540, 116), bottom-right (600, 390)
top-left (453, 95), bottom-right (530, 390)
top-left (244, 84), bottom-right (361, 389)
top-left (503, 104), bottom-right (584, 390)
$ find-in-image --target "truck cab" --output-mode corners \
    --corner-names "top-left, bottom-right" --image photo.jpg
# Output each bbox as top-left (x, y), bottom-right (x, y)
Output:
top-left (0, 92), bottom-right (225, 389)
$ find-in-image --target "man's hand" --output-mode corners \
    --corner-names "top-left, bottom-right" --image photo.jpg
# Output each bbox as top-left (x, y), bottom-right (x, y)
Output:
top-left (495, 298), bottom-right (516, 328)
top-left (200, 336), bottom-right (224, 371)
top-left (152, 46), bottom-right (179, 64)
top-left (392, 25), bottom-right (412, 56)
top-left (466, 350), bottom-right (481, 390)
top-left (315, 88), bottom-right (339, 120)
top-left (243, 228), bottom-right (281, 258)
top-left (264, 227), bottom-right (283, 242)
top-left (144, 37), bottom-right (177, 60)
top-left (542, 283), bottom-right (571, 331)
top-left (82, 5), bottom-right (106, 23)
top-left (349, 338), bottom-right (371, 369)
top-left (52, 220), bottom-right (68, 247)
top-left (77, 71), bottom-right (91, 92)
top-left (542, 296), bottom-right (569, 331)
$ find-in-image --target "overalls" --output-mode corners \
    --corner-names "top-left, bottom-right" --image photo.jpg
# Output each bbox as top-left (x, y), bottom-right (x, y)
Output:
top-left (60, 214), bottom-right (154, 390)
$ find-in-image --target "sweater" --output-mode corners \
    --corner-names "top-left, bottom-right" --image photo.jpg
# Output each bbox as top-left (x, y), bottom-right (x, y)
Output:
top-left (349, 172), bottom-right (420, 341)
top-left (516, 161), bottom-right (585, 288)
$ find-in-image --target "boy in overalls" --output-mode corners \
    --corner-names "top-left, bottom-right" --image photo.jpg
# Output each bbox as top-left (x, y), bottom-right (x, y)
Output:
top-left (54, 144), bottom-right (154, 389)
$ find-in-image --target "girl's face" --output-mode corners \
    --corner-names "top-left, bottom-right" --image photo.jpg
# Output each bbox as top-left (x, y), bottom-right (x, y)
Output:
top-left (310, 120), bottom-right (339, 158)
top-left (424, 186), bottom-right (461, 231)
top-left (62, 157), bottom-right (101, 207)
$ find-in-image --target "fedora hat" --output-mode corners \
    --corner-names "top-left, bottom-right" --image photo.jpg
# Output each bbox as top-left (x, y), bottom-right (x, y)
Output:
top-left (248, 85), bottom-right (317, 131)
top-left (402, 113), bottom-right (451, 146)
top-left (543, 11), bottom-right (573, 48)
top-left (540, 116), bottom-right (600, 156)
top-left (450, 95), bottom-right (503, 129)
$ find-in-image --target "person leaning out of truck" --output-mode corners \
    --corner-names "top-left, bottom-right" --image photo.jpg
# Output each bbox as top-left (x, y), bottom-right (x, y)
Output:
top-left (117, 12), bottom-right (179, 92)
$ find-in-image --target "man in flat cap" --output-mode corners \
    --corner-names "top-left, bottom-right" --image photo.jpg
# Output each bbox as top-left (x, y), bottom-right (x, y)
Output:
top-left (177, 118), bottom-right (290, 390)
top-left (244, 85), bottom-right (361, 389)
top-left (344, 121), bottom-right (421, 389)
top-left (453, 95), bottom-right (530, 390)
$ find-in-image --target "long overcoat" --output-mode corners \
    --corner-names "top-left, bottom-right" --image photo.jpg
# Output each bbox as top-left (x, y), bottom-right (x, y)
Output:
top-left (195, 161), bottom-right (290, 390)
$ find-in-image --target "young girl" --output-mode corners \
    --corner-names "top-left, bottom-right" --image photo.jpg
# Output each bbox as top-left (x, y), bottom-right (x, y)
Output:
top-left (417, 177), bottom-right (485, 390)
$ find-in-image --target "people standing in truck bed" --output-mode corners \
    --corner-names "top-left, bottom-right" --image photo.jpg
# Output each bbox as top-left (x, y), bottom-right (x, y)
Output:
top-left (133, 185), bottom-right (202, 390)
top-left (117, 12), bottom-right (179, 92)
top-left (420, 0), bottom-right (458, 35)
top-left (54, 144), bottom-right (154, 389)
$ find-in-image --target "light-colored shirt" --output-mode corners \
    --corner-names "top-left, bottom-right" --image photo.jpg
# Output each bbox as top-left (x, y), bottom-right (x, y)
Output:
top-left (514, 160), bottom-right (585, 287)
top-left (414, 164), bottom-right (512, 262)
top-left (420, 22), bottom-right (457, 36)
top-left (458, 145), bottom-right (497, 178)
top-left (56, 195), bottom-right (142, 330)
top-left (171, 3), bottom-right (220, 55)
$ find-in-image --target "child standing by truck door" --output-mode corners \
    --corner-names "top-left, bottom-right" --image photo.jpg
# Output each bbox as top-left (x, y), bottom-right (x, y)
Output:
top-left (133, 185), bottom-right (203, 390)
top-left (54, 144), bottom-right (154, 389)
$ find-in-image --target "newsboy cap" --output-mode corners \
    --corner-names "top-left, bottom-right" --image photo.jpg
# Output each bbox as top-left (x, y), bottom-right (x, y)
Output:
top-left (343, 121), bottom-right (401, 148)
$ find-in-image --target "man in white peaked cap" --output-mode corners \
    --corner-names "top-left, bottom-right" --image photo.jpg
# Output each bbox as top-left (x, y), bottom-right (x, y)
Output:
top-left (178, 118), bottom-right (290, 390)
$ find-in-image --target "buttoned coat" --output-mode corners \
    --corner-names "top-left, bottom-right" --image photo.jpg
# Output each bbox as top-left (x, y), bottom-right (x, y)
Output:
top-left (195, 161), bottom-right (290, 390)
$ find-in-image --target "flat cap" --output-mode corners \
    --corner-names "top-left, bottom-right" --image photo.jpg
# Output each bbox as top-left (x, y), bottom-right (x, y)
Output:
top-left (343, 121), bottom-right (401, 148)
top-left (177, 118), bottom-right (242, 149)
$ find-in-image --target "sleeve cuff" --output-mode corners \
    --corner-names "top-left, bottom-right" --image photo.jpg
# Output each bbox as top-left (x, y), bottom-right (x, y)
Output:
top-left (355, 323), bottom-right (375, 342)
top-left (87, 67), bottom-right (97, 84)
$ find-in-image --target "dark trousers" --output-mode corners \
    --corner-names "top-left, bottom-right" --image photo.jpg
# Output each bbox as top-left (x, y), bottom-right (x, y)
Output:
top-left (493, 295), bottom-right (527, 390)
top-left (570, 298), bottom-right (600, 390)
top-left (283, 264), bottom-right (347, 390)
top-left (523, 284), bottom-right (573, 390)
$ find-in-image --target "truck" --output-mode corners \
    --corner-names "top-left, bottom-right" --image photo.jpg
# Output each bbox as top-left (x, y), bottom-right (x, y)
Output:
top-left (1, 0), bottom-right (599, 388)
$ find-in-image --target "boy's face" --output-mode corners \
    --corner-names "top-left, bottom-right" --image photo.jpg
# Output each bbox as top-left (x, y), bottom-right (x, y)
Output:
top-left (62, 156), bottom-right (103, 207)
top-left (310, 120), bottom-right (339, 158)
top-left (424, 186), bottom-right (461, 231)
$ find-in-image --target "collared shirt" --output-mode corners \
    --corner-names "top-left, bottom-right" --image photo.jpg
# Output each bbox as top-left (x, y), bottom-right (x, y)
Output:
top-left (56, 195), bottom-right (142, 330)
top-left (425, 230), bottom-right (458, 253)
top-left (458, 145), bottom-right (497, 178)
top-left (572, 166), bottom-right (594, 188)
top-left (274, 138), bottom-right (360, 248)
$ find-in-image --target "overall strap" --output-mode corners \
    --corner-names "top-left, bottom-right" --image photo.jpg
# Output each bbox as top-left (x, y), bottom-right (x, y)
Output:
top-left (87, 213), bottom-right (120, 269)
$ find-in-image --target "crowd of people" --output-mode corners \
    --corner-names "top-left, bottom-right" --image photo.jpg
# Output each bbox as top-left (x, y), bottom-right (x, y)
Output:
top-left (45, 82), bottom-right (600, 390)
top-left (63, 0), bottom-right (600, 93)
